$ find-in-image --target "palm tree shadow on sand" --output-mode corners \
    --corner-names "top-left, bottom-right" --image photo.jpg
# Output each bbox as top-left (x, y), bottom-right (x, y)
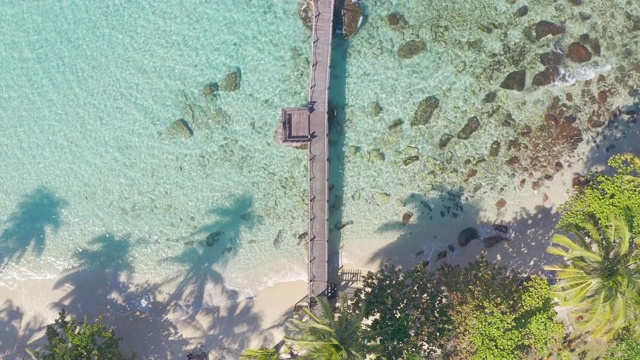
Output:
top-left (50, 233), bottom-right (190, 358)
top-left (159, 194), bottom-right (265, 356)
top-left (0, 186), bottom-right (68, 268)
top-left (0, 300), bottom-right (45, 358)
top-left (161, 195), bottom-right (257, 318)
top-left (368, 188), bottom-right (483, 269)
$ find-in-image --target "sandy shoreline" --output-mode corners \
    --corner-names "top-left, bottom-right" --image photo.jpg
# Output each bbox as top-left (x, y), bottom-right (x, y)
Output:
top-left (3, 116), bottom-right (640, 359)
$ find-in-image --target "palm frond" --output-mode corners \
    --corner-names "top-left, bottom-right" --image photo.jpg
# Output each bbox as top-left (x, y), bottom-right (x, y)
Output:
top-left (549, 234), bottom-right (602, 262)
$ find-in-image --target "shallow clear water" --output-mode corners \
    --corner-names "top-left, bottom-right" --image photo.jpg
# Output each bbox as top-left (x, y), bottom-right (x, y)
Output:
top-left (1, 0), bottom-right (639, 310)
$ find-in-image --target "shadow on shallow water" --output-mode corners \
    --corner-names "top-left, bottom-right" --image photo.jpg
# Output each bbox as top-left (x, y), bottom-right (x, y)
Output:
top-left (328, 31), bottom-right (350, 290)
top-left (0, 186), bottom-right (68, 268)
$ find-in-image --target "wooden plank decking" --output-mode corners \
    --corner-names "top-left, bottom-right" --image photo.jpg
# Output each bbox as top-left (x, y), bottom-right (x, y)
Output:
top-left (307, 0), bottom-right (334, 303)
top-left (278, 0), bottom-right (335, 308)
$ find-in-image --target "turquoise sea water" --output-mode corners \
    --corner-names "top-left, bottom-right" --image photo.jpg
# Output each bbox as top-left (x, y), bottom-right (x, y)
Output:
top-left (1, 0), bottom-right (640, 314)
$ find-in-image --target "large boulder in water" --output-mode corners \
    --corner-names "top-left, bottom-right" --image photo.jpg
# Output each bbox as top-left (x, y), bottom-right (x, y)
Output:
top-left (297, 0), bottom-right (313, 30)
top-left (411, 96), bottom-right (439, 126)
top-left (342, 1), bottom-right (362, 38)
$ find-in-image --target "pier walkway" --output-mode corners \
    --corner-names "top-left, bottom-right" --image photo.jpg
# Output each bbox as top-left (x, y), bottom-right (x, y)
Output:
top-left (280, 0), bottom-right (335, 308)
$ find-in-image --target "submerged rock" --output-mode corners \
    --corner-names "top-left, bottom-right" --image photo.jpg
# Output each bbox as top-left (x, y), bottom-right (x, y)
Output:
top-left (388, 118), bottom-right (403, 130)
top-left (539, 51), bottom-right (563, 66)
top-left (402, 211), bottom-right (413, 225)
top-left (220, 67), bottom-right (241, 91)
top-left (489, 141), bottom-right (501, 157)
top-left (368, 148), bottom-right (385, 162)
top-left (439, 134), bottom-right (454, 149)
top-left (457, 116), bottom-right (480, 140)
top-left (206, 231), bottom-right (223, 247)
top-left (398, 39), bottom-right (427, 59)
top-left (458, 227), bottom-right (479, 247)
top-left (484, 235), bottom-right (508, 248)
top-left (386, 12), bottom-right (408, 31)
top-left (297, 0), bottom-right (313, 30)
top-left (202, 82), bottom-right (219, 97)
top-left (342, 1), bottom-right (363, 38)
top-left (374, 192), bottom-right (391, 205)
top-left (411, 96), bottom-right (439, 126)
top-left (368, 101), bottom-right (383, 117)
top-left (514, 5), bottom-right (528, 17)
top-left (532, 66), bottom-right (559, 86)
top-left (166, 118), bottom-right (194, 138)
top-left (568, 42), bottom-right (592, 63)
top-left (500, 70), bottom-right (526, 91)
top-left (535, 20), bottom-right (565, 40)
top-left (273, 229), bottom-right (284, 248)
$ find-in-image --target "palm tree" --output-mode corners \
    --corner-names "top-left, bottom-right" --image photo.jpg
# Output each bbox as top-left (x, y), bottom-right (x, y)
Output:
top-left (240, 347), bottom-right (281, 360)
top-left (545, 213), bottom-right (640, 340)
top-left (285, 293), bottom-right (368, 359)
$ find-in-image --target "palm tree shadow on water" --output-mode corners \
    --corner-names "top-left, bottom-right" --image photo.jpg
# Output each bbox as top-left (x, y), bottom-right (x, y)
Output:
top-left (160, 194), bottom-right (265, 356)
top-left (161, 195), bottom-right (257, 318)
top-left (0, 186), bottom-right (68, 268)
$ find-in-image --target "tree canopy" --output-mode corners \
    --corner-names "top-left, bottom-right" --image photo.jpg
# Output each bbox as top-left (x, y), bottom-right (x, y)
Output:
top-left (27, 309), bottom-right (134, 360)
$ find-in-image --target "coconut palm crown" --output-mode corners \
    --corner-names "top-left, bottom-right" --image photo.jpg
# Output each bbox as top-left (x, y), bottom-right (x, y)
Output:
top-left (285, 293), bottom-right (368, 359)
top-left (545, 213), bottom-right (640, 340)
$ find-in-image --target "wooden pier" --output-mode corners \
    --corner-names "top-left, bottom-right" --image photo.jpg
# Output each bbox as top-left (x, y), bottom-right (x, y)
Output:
top-left (280, 0), bottom-right (336, 307)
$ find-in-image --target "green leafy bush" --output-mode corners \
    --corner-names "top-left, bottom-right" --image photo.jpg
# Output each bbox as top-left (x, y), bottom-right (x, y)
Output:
top-left (439, 257), bottom-right (564, 359)
top-left (606, 332), bottom-right (640, 359)
top-left (559, 154), bottom-right (640, 235)
top-left (27, 309), bottom-right (135, 360)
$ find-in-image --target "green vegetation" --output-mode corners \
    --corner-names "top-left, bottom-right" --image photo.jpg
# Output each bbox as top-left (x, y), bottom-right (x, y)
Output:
top-left (548, 153), bottom-right (640, 342)
top-left (606, 332), bottom-right (640, 359)
top-left (559, 153), bottom-right (640, 235)
top-left (244, 257), bottom-right (563, 359)
top-left (240, 347), bottom-right (282, 360)
top-left (546, 213), bottom-right (640, 340)
top-left (439, 258), bottom-right (563, 359)
top-left (285, 293), bottom-right (369, 359)
top-left (26, 309), bottom-right (134, 360)
top-left (351, 263), bottom-right (452, 359)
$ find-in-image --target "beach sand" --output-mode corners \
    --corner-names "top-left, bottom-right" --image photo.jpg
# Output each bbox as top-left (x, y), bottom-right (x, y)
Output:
top-left (3, 120), bottom-right (640, 358)
top-left (2, 0), bottom-right (640, 357)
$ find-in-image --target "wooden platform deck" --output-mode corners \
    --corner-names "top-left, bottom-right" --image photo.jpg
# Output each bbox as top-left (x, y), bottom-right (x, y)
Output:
top-left (281, 107), bottom-right (310, 143)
